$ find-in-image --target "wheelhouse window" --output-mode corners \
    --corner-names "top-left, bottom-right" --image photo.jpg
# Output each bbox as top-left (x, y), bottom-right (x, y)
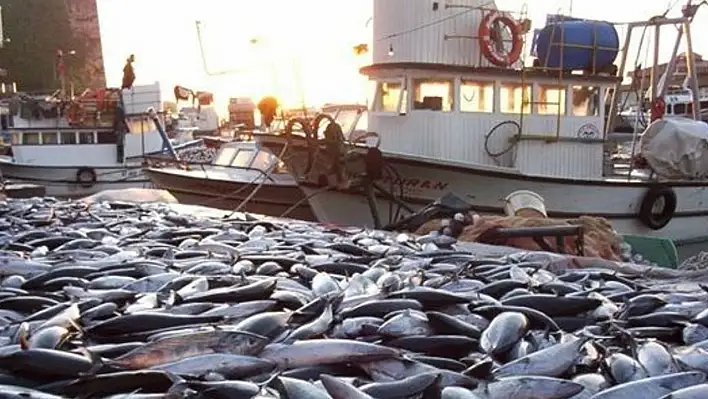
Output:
top-left (377, 82), bottom-right (403, 113)
top-left (127, 119), bottom-right (150, 134)
top-left (460, 80), bottom-right (494, 113)
top-left (413, 79), bottom-right (453, 111)
top-left (538, 85), bottom-right (566, 115)
top-left (673, 102), bottom-right (692, 115)
top-left (500, 83), bottom-right (532, 114)
top-left (79, 132), bottom-right (95, 144)
top-left (571, 86), bottom-right (600, 116)
top-left (61, 132), bottom-right (77, 145)
top-left (231, 149), bottom-right (255, 167)
top-left (97, 131), bottom-right (116, 144)
top-left (22, 132), bottom-right (39, 145)
top-left (42, 132), bottom-right (58, 145)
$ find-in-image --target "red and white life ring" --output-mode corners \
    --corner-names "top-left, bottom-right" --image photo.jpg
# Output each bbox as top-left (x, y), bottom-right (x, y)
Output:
top-left (478, 11), bottom-right (524, 68)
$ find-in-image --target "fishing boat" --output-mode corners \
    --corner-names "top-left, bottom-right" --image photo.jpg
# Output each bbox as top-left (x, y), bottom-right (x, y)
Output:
top-left (171, 85), bottom-right (220, 139)
top-left (145, 104), bottom-right (367, 219)
top-left (254, 0), bottom-right (708, 249)
top-left (619, 86), bottom-right (708, 130)
top-left (0, 82), bottom-right (201, 198)
top-left (144, 140), bottom-right (315, 221)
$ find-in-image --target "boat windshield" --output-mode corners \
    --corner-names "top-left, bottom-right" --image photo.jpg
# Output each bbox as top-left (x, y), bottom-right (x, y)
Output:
top-left (322, 107), bottom-right (367, 139)
top-left (213, 144), bottom-right (280, 171)
top-left (230, 149), bottom-right (255, 167)
top-left (214, 146), bottom-right (238, 166)
top-left (250, 150), bottom-right (276, 171)
top-left (334, 109), bottom-right (361, 137)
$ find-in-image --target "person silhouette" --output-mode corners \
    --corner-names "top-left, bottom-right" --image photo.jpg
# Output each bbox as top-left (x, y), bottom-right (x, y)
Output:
top-left (122, 54), bottom-right (136, 90)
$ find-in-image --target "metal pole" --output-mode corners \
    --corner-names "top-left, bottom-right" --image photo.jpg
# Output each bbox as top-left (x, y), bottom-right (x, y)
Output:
top-left (650, 25), bottom-right (661, 100)
top-left (657, 26), bottom-right (684, 98)
top-left (605, 28), bottom-right (633, 134)
top-left (683, 23), bottom-right (701, 119)
top-left (627, 17), bottom-right (688, 28)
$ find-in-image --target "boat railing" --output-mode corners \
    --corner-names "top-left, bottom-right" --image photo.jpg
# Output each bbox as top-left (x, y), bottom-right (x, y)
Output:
top-left (143, 155), bottom-right (277, 183)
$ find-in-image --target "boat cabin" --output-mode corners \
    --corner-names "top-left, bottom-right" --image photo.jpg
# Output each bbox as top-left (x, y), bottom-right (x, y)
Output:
top-left (363, 0), bottom-right (621, 180)
top-left (4, 83), bottom-right (177, 167)
top-left (663, 87), bottom-right (708, 118)
top-left (366, 65), bottom-right (616, 179)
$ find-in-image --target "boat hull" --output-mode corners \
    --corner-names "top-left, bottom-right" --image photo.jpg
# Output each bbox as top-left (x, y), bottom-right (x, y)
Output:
top-left (0, 161), bottom-right (150, 198)
top-left (145, 168), bottom-right (316, 221)
top-left (300, 156), bottom-right (708, 246)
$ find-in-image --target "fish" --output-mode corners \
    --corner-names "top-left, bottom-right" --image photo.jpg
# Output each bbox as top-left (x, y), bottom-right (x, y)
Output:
top-left (0, 196), bottom-right (704, 398)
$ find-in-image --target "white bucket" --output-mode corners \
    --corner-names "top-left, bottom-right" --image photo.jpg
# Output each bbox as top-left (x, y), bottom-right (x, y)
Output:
top-left (504, 190), bottom-right (548, 218)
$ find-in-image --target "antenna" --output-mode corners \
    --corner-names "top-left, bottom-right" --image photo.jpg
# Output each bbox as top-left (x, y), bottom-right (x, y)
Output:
top-left (569, 0), bottom-right (574, 15)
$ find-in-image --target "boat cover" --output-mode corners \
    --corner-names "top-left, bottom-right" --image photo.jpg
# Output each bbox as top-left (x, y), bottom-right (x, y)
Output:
top-left (639, 117), bottom-right (708, 179)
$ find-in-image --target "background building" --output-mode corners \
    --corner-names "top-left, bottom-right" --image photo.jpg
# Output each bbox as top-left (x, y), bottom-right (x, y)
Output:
top-left (0, 0), bottom-right (105, 93)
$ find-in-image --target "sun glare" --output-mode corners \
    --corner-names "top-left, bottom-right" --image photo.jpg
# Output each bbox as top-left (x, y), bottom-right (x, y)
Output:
top-left (97, 0), bottom-right (373, 116)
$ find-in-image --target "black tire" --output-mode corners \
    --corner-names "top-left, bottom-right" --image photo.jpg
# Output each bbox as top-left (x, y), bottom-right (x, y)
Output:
top-left (638, 186), bottom-right (677, 230)
top-left (76, 167), bottom-right (97, 189)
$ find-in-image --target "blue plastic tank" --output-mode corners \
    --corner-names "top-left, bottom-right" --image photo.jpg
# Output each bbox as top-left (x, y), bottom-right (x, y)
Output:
top-left (535, 20), bottom-right (620, 70)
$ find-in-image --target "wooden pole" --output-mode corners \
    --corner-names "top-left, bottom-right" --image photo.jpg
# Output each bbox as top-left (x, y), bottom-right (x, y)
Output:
top-left (605, 28), bottom-right (632, 134)
top-left (684, 22), bottom-right (701, 119)
top-left (650, 25), bottom-right (661, 100)
top-left (657, 26), bottom-right (684, 98)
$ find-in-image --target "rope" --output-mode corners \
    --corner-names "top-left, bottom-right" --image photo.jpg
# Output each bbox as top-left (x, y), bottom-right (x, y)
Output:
top-left (679, 251), bottom-right (708, 271)
top-left (188, 171), bottom-right (275, 208)
top-left (373, 0), bottom-right (496, 42)
top-left (227, 141), bottom-right (290, 218)
top-left (279, 183), bottom-right (337, 219)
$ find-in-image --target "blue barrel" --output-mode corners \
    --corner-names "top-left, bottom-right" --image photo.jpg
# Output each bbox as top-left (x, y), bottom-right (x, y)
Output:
top-left (535, 21), bottom-right (620, 70)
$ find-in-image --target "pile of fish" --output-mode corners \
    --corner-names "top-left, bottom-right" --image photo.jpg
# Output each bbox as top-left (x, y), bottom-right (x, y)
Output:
top-left (0, 197), bottom-right (708, 398)
top-left (176, 147), bottom-right (217, 164)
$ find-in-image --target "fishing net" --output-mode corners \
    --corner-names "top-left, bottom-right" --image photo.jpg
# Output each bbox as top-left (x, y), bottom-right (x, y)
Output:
top-left (415, 215), bottom-right (623, 261)
top-left (679, 251), bottom-right (708, 271)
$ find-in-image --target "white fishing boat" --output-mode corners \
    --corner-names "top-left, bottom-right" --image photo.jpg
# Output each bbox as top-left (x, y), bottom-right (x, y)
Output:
top-left (619, 86), bottom-right (708, 129)
top-left (0, 82), bottom-right (200, 198)
top-left (254, 0), bottom-right (708, 249)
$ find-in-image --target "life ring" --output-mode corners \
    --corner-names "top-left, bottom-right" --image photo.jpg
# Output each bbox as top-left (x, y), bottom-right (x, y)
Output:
top-left (478, 11), bottom-right (524, 68)
top-left (76, 167), bottom-right (97, 189)
top-left (638, 186), bottom-right (677, 230)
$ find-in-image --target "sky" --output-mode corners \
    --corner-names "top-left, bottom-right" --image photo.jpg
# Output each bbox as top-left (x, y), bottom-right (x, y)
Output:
top-left (96, 0), bottom-right (708, 115)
